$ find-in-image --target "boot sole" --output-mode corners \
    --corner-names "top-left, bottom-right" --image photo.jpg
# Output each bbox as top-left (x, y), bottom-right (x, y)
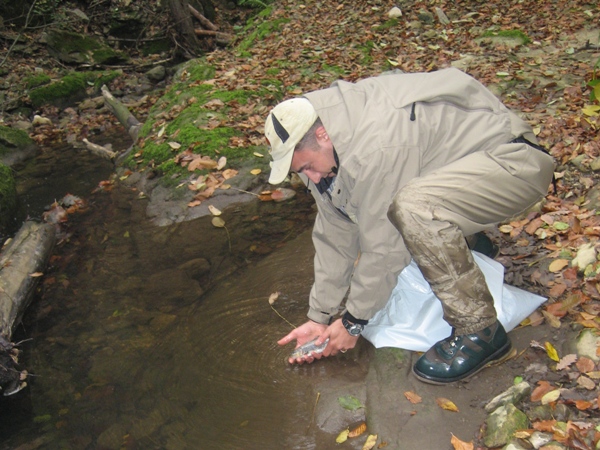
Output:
top-left (412, 342), bottom-right (514, 385)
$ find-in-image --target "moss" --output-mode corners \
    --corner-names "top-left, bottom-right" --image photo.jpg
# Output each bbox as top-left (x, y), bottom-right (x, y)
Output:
top-left (374, 18), bottom-right (399, 31)
top-left (141, 38), bottom-right (171, 56)
top-left (357, 41), bottom-right (375, 65)
top-left (0, 164), bottom-right (17, 231)
top-left (0, 125), bottom-right (34, 156)
top-left (24, 73), bottom-right (51, 89)
top-left (29, 71), bottom-right (120, 108)
top-left (237, 16), bottom-right (290, 52)
top-left (481, 29), bottom-right (531, 45)
top-left (321, 63), bottom-right (346, 76)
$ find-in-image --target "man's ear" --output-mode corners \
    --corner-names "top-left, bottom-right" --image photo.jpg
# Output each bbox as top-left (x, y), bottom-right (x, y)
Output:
top-left (315, 126), bottom-right (329, 145)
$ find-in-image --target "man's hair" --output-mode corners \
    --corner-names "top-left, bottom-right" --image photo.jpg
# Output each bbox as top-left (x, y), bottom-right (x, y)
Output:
top-left (295, 118), bottom-right (323, 152)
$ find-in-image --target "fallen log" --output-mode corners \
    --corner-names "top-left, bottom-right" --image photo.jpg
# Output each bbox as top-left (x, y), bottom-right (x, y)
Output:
top-left (101, 84), bottom-right (142, 142)
top-left (194, 29), bottom-right (233, 47)
top-left (82, 138), bottom-right (117, 161)
top-left (188, 4), bottom-right (218, 31)
top-left (0, 221), bottom-right (55, 396)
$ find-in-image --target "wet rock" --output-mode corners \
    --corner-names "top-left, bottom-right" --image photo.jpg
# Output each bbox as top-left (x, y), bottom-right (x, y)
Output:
top-left (45, 30), bottom-right (128, 65)
top-left (504, 441), bottom-right (529, 450)
top-left (97, 422), bottom-right (129, 449)
top-left (529, 431), bottom-right (553, 448)
top-left (576, 329), bottom-right (600, 361)
top-left (149, 313), bottom-right (176, 332)
top-left (485, 381), bottom-right (531, 412)
top-left (527, 403), bottom-right (572, 422)
top-left (177, 257), bottom-right (211, 279)
top-left (484, 404), bottom-right (528, 448)
top-left (143, 268), bottom-right (204, 305)
top-left (146, 65), bottom-right (166, 82)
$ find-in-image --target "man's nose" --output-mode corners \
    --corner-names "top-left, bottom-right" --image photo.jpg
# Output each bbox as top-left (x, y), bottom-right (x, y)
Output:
top-left (305, 171), bottom-right (321, 184)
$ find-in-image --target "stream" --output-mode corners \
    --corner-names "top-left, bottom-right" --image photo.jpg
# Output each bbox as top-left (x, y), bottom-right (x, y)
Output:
top-left (1, 136), bottom-right (370, 450)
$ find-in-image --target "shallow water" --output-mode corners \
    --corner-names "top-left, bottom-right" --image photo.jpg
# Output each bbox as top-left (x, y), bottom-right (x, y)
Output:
top-left (2, 141), bottom-right (370, 449)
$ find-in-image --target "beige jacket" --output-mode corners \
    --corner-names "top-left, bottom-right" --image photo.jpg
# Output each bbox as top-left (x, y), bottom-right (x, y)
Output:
top-left (301, 68), bottom-right (535, 324)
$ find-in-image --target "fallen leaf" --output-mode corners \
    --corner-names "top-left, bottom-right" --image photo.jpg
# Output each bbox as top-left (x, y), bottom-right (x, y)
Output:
top-left (253, 152), bottom-right (264, 157)
top-left (216, 156), bottom-right (227, 170)
top-left (544, 341), bottom-right (560, 362)
top-left (451, 433), bottom-right (474, 450)
top-left (576, 375), bottom-right (596, 390)
top-left (541, 389), bottom-right (561, 405)
top-left (167, 141), bottom-right (181, 149)
top-left (531, 380), bottom-right (554, 402)
top-left (436, 397), bottom-right (459, 412)
top-left (335, 429), bottom-right (349, 444)
top-left (208, 205), bottom-right (222, 216)
top-left (541, 310), bottom-right (562, 328)
top-left (362, 434), bottom-right (378, 450)
top-left (29, 272), bottom-right (44, 277)
top-left (532, 419), bottom-right (557, 432)
top-left (404, 391), bottom-right (422, 404)
top-left (250, 168), bottom-right (262, 175)
top-left (338, 396), bottom-right (364, 411)
top-left (548, 258), bottom-right (569, 273)
top-left (575, 356), bottom-right (595, 373)
top-left (211, 217), bottom-right (225, 228)
top-left (268, 292), bottom-right (280, 305)
top-left (556, 354), bottom-right (577, 370)
top-left (348, 422), bottom-right (367, 438)
top-left (574, 399), bottom-right (594, 410)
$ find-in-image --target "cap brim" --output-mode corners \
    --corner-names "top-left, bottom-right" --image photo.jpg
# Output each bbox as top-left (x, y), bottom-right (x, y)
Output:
top-left (268, 148), bottom-right (294, 184)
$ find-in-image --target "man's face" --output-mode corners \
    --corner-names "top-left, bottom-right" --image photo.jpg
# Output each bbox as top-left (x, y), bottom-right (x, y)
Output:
top-left (290, 127), bottom-right (336, 184)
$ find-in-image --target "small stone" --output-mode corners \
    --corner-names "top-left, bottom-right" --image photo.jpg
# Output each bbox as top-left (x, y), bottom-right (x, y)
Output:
top-left (388, 6), bottom-right (402, 18)
top-left (577, 329), bottom-right (600, 362)
top-left (146, 65), bottom-right (166, 82)
top-left (529, 431), bottom-right (553, 449)
top-left (590, 156), bottom-right (600, 171)
top-left (485, 381), bottom-right (531, 412)
top-left (417, 9), bottom-right (434, 23)
top-left (484, 404), bottom-right (528, 448)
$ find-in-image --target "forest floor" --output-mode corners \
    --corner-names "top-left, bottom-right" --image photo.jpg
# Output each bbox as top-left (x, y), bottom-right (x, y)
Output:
top-left (2, 0), bottom-right (600, 448)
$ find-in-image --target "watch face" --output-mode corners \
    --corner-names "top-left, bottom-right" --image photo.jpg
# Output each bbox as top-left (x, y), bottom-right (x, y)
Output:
top-left (348, 325), bottom-right (362, 336)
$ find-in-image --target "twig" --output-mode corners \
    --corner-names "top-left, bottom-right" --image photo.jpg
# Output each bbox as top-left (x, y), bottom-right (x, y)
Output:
top-left (270, 305), bottom-right (296, 329)
top-left (226, 186), bottom-right (260, 197)
top-left (0, 0), bottom-right (37, 68)
top-left (306, 392), bottom-right (321, 433)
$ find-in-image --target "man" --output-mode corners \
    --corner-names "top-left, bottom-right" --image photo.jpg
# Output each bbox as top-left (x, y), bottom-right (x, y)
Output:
top-left (266, 68), bottom-right (554, 384)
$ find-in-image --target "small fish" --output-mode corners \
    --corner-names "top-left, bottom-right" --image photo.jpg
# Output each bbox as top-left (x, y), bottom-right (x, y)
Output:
top-left (289, 338), bottom-right (329, 359)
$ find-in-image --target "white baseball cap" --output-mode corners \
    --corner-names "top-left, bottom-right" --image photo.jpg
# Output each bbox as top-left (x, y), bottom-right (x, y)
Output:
top-left (264, 98), bottom-right (318, 184)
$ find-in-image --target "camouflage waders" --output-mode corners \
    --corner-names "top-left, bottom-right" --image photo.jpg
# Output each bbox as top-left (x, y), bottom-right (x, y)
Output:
top-left (388, 142), bottom-right (555, 335)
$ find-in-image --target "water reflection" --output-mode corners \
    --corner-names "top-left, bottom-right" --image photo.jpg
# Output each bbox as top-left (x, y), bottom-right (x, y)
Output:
top-left (3, 174), bottom-right (369, 449)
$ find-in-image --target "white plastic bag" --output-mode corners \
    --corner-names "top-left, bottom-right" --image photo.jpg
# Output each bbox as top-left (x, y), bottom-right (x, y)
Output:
top-left (361, 252), bottom-right (546, 352)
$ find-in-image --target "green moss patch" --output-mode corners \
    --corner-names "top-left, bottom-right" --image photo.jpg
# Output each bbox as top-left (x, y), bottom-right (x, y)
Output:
top-left (481, 29), bottom-right (532, 45)
top-left (0, 164), bottom-right (17, 231)
top-left (29, 71), bottom-right (120, 108)
top-left (0, 125), bottom-right (34, 156)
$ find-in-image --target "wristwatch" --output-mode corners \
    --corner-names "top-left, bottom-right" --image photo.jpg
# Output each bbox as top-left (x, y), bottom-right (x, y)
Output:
top-left (342, 316), bottom-right (364, 336)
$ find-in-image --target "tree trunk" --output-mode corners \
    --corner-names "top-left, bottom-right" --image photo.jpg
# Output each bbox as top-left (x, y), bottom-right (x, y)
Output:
top-left (167, 0), bottom-right (211, 58)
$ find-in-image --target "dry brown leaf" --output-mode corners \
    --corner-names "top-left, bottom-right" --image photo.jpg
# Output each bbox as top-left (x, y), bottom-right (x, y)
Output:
top-left (532, 419), bottom-right (557, 432)
top-left (574, 399), bottom-right (594, 410)
top-left (575, 356), bottom-right (595, 373)
top-left (403, 391), bottom-right (422, 404)
top-left (436, 397), bottom-right (459, 412)
top-left (222, 169), bottom-right (238, 179)
top-left (450, 433), bottom-right (474, 450)
top-left (541, 310), bottom-right (561, 328)
top-left (531, 380), bottom-right (554, 402)
top-left (576, 375), bottom-right (596, 390)
top-left (188, 157), bottom-right (217, 171)
top-left (348, 422), bottom-right (367, 438)
top-left (187, 200), bottom-right (202, 208)
top-left (556, 354), bottom-right (577, 370)
top-left (548, 258), bottom-right (569, 273)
